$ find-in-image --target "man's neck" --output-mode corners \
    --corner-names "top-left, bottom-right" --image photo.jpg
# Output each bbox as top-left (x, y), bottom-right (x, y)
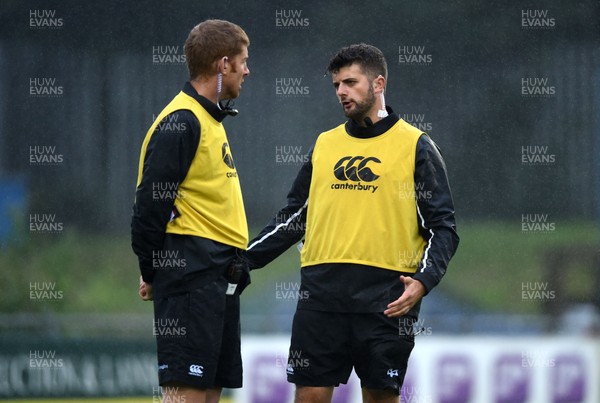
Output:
top-left (190, 78), bottom-right (218, 104)
top-left (356, 107), bottom-right (384, 127)
top-left (356, 99), bottom-right (383, 127)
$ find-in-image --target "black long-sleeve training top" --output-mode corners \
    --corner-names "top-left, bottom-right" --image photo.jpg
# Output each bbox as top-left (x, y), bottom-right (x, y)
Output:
top-left (131, 82), bottom-right (238, 297)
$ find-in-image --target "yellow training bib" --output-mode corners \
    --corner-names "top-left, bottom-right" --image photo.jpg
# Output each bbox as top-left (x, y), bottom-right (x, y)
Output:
top-left (136, 91), bottom-right (248, 249)
top-left (301, 119), bottom-right (427, 272)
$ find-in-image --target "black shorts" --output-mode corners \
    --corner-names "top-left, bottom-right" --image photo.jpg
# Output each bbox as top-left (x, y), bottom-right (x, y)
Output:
top-left (153, 276), bottom-right (242, 389)
top-left (286, 309), bottom-right (415, 393)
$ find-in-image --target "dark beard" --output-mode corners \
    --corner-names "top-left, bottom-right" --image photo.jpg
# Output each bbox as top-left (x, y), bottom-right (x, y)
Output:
top-left (343, 84), bottom-right (376, 121)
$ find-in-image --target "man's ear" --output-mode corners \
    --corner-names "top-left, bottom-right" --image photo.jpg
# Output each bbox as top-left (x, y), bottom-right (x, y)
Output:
top-left (374, 74), bottom-right (386, 94)
top-left (217, 56), bottom-right (229, 75)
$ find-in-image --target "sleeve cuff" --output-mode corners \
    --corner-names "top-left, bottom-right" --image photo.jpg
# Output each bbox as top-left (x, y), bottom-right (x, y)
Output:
top-left (139, 260), bottom-right (155, 284)
top-left (412, 272), bottom-right (439, 296)
top-left (237, 249), bottom-right (259, 271)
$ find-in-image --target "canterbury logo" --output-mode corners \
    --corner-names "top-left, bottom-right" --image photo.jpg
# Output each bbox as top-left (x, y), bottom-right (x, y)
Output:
top-left (222, 142), bottom-right (235, 169)
top-left (333, 156), bottom-right (381, 182)
top-left (188, 364), bottom-right (204, 377)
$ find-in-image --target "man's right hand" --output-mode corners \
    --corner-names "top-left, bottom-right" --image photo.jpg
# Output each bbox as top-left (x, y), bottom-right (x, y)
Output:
top-left (139, 276), bottom-right (153, 301)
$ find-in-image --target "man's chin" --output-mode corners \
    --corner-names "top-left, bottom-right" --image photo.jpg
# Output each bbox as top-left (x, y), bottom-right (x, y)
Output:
top-left (221, 89), bottom-right (241, 100)
top-left (343, 107), bottom-right (362, 121)
top-left (342, 105), bottom-right (354, 118)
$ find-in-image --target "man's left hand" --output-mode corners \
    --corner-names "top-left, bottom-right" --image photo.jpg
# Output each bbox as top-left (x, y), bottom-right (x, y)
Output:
top-left (139, 276), bottom-right (153, 301)
top-left (384, 276), bottom-right (425, 317)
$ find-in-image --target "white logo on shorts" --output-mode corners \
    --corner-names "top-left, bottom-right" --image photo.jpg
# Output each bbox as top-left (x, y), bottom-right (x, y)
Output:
top-left (158, 364), bottom-right (168, 370)
top-left (286, 364), bottom-right (294, 375)
top-left (387, 369), bottom-right (399, 378)
top-left (188, 364), bottom-right (204, 377)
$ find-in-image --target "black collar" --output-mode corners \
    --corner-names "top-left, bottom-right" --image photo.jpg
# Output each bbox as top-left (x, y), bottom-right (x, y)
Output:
top-left (182, 82), bottom-right (229, 122)
top-left (345, 107), bottom-right (399, 139)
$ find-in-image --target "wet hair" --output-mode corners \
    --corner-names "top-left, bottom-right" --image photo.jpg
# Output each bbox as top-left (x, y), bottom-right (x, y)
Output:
top-left (327, 43), bottom-right (387, 81)
top-left (184, 19), bottom-right (249, 79)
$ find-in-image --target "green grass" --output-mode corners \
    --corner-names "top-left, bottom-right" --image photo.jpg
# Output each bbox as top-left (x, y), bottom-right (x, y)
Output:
top-left (2, 231), bottom-right (146, 314)
top-left (441, 220), bottom-right (599, 313)
top-left (2, 221), bottom-right (597, 315)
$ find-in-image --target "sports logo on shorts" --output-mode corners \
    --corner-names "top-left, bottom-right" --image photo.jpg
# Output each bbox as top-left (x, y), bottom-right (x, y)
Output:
top-left (333, 156), bottom-right (381, 182)
top-left (222, 142), bottom-right (236, 169)
top-left (387, 368), bottom-right (399, 378)
top-left (188, 364), bottom-right (204, 377)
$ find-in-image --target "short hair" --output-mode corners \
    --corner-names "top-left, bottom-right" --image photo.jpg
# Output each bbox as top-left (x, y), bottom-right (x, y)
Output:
top-left (184, 19), bottom-right (250, 80)
top-left (327, 43), bottom-right (387, 81)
